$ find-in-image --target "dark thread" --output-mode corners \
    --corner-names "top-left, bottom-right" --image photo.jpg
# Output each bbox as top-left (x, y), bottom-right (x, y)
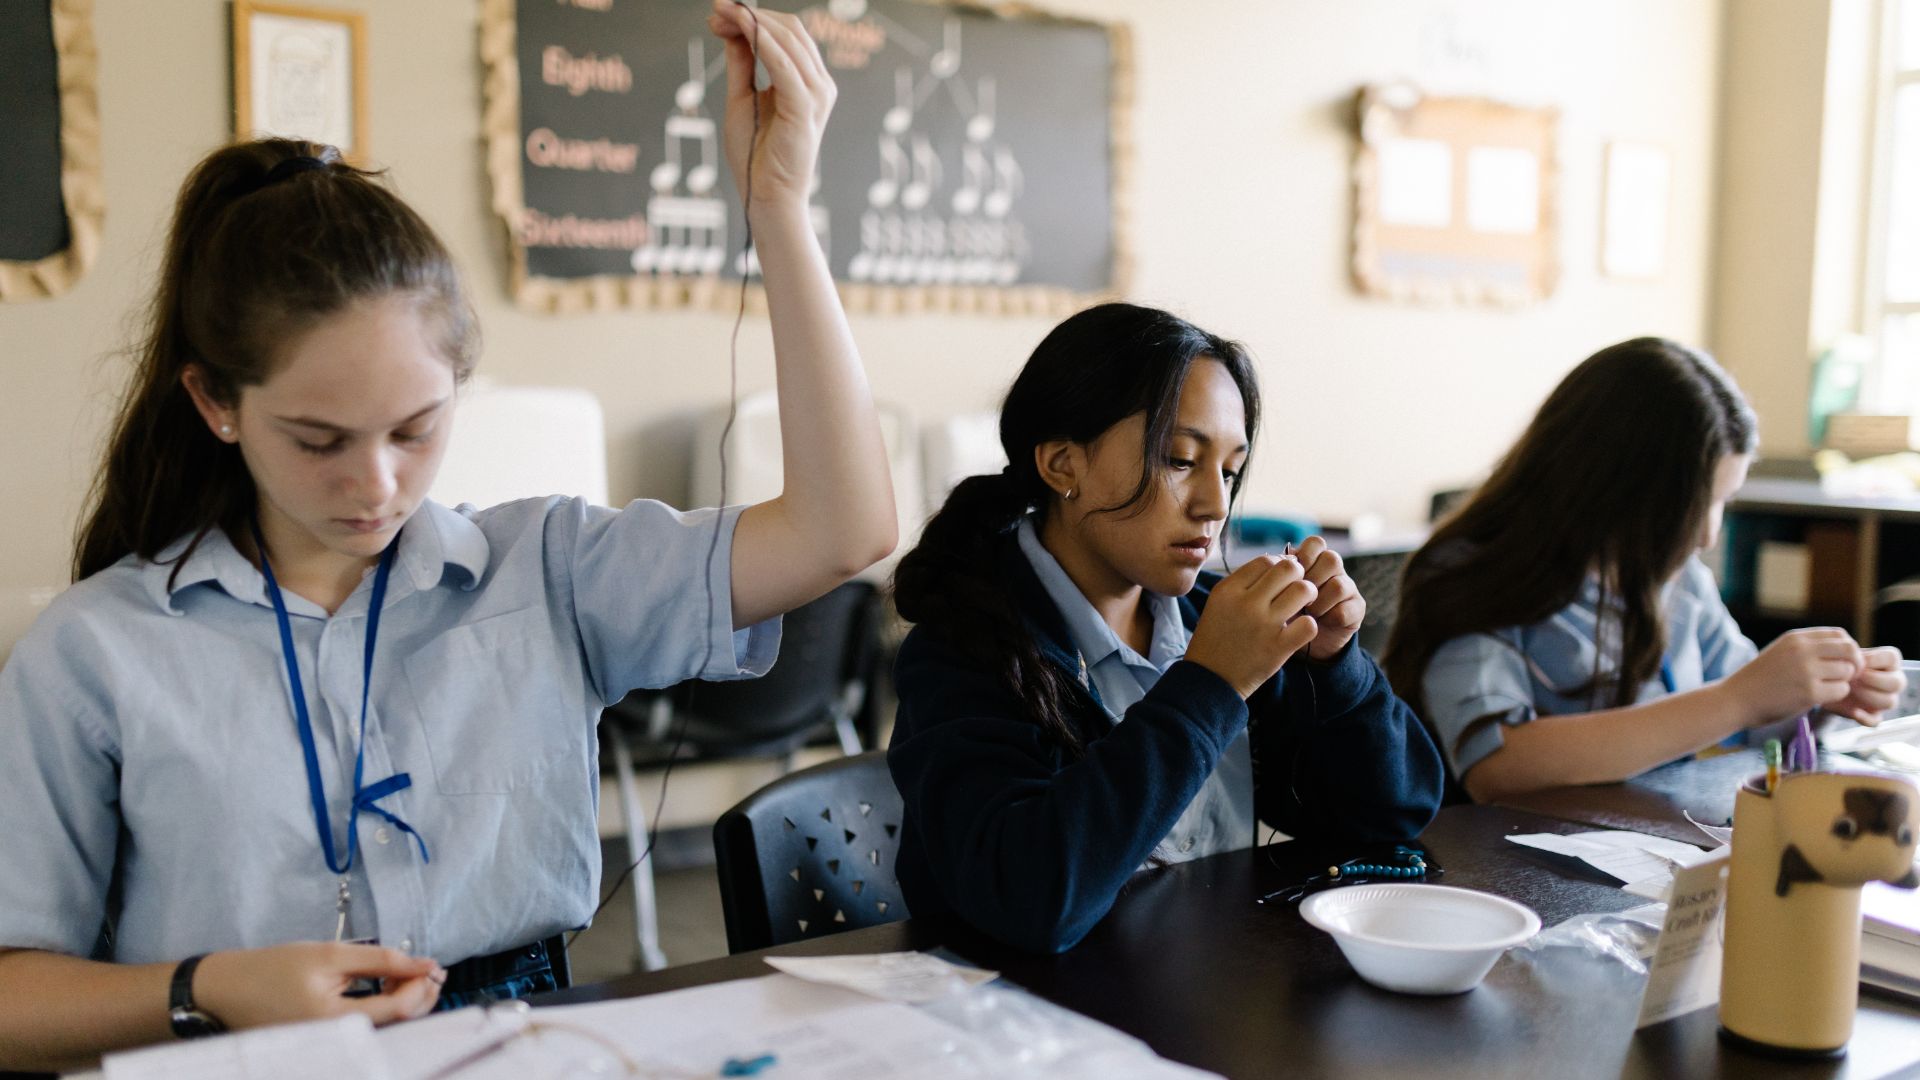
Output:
top-left (575, 1), bottom-right (763, 949)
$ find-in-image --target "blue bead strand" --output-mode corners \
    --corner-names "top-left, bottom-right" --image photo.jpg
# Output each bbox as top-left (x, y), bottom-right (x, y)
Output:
top-left (1326, 851), bottom-right (1428, 880)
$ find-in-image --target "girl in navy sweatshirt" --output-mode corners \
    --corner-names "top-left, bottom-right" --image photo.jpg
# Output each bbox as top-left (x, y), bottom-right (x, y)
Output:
top-left (887, 303), bottom-right (1443, 953)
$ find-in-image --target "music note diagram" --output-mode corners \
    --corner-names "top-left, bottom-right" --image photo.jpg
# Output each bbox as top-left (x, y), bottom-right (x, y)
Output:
top-left (630, 37), bottom-right (832, 278)
top-left (826, 5), bottom-right (1029, 287)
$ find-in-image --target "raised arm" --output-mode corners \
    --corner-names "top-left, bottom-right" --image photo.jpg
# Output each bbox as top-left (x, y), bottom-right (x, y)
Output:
top-left (707, 1), bottom-right (896, 628)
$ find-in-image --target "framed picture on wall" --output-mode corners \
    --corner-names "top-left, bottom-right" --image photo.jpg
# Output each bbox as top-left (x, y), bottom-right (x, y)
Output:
top-left (232, 1), bottom-right (368, 163)
top-left (1601, 140), bottom-right (1671, 279)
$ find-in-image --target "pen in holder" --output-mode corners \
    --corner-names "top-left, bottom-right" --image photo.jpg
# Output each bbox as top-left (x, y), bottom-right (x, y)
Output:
top-left (1719, 770), bottom-right (1919, 1058)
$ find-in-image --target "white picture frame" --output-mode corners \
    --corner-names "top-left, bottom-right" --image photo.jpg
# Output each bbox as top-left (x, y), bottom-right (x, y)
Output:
top-left (1601, 140), bottom-right (1671, 280)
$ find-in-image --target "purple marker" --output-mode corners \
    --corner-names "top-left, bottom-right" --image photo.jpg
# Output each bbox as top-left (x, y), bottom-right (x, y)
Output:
top-left (1788, 710), bottom-right (1817, 772)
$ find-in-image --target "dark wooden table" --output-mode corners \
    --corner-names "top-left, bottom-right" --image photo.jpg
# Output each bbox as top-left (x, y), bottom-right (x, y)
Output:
top-left (1497, 747), bottom-right (1885, 844)
top-left (546, 800), bottom-right (1920, 1079)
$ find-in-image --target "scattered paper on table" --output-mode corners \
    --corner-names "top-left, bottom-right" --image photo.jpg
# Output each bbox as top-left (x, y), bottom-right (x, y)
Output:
top-left (103, 1015), bottom-right (389, 1080)
top-left (1507, 830), bottom-right (1718, 894)
top-left (1683, 811), bottom-right (1733, 847)
top-left (763, 951), bottom-right (997, 1004)
top-left (374, 972), bottom-right (1219, 1080)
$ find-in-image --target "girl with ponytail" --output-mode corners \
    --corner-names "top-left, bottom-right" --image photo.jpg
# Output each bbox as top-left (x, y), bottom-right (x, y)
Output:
top-left (888, 303), bottom-right (1443, 954)
top-left (0, 4), bottom-right (894, 1068)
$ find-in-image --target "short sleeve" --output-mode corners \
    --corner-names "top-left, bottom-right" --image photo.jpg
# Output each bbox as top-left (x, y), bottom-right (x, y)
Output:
top-left (1684, 558), bottom-right (1757, 682)
top-left (0, 625), bottom-right (121, 955)
top-left (551, 497), bottom-right (782, 705)
top-left (1420, 632), bottom-right (1537, 778)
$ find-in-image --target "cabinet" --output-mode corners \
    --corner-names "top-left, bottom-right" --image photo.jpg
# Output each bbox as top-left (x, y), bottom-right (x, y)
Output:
top-left (1720, 474), bottom-right (1920, 649)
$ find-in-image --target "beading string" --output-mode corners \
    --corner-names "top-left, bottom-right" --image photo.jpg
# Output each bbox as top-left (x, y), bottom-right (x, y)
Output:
top-left (575, 0), bottom-right (764, 950)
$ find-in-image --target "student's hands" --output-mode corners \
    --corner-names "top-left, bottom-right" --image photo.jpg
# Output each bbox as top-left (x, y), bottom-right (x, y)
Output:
top-left (709, 0), bottom-right (836, 219)
top-left (1721, 627), bottom-right (1864, 727)
top-left (1290, 536), bottom-right (1366, 662)
top-left (1186, 554), bottom-right (1320, 699)
top-left (196, 943), bottom-right (444, 1031)
top-left (1827, 645), bottom-right (1905, 726)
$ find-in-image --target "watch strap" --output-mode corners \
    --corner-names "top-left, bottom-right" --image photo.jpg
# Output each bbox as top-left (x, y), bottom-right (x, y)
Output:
top-left (168, 954), bottom-right (227, 1038)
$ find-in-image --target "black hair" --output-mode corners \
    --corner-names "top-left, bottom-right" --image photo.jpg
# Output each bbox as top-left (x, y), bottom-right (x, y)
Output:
top-left (892, 302), bottom-right (1261, 753)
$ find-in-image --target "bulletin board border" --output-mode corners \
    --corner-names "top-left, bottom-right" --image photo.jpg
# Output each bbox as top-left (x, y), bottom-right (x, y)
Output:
top-left (0, 0), bottom-right (104, 304)
top-left (479, 0), bottom-right (1133, 316)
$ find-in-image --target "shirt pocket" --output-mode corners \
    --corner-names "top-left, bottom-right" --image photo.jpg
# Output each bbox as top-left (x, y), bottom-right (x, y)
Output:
top-left (402, 608), bottom-right (585, 794)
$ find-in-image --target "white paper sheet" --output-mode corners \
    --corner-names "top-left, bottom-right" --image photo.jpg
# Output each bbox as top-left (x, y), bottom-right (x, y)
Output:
top-left (102, 1015), bottom-right (390, 1080)
top-left (1377, 138), bottom-right (1453, 227)
top-left (1465, 146), bottom-right (1539, 234)
top-left (376, 972), bottom-right (1218, 1080)
top-left (1506, 830), bottom-right (1718, 892)
top-left (764, 951), bottom-right (997, 1003)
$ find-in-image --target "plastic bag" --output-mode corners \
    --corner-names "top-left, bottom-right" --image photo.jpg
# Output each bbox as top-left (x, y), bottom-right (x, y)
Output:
top-left (1514, 902), bottom-right (1667, 975)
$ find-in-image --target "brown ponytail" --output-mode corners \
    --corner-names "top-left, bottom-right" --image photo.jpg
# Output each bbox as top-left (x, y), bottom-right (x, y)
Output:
top-left (73, 139), bottom-right (478, 582)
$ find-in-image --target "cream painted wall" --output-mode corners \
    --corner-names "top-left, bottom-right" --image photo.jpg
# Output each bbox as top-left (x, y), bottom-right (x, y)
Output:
top-left (0, 0), bottom-right (1725, 594)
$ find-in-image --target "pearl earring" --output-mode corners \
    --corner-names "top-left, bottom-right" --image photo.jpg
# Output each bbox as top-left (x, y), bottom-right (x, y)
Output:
top-left (1065, 487), bottom-right (1078, 501)
top-left (219, 424), bottom-right (234, 438)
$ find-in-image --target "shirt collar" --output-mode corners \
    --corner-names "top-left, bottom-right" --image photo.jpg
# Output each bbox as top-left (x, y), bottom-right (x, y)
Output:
top-left (142, 500), bottom-right (490, 615)
top-left (1015, 516), bottom-right (1184, 674)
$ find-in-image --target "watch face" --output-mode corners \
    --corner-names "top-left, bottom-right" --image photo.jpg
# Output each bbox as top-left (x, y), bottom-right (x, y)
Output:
top-left (170, 1006), bottom-right (223, 1038)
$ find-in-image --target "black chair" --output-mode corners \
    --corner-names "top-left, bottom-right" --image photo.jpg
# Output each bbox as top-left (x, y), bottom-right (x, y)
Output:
top-left (541, 932), bottom-right (572, 990)
top-left (599, 580), bottom-right (883, 970)
top-left (713, 751), bottom-right (909, 954)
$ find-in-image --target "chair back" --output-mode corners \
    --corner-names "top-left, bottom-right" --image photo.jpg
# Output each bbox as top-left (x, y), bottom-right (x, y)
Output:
top-left (713, 751), bottom-right (909, 953)
top-left (670, 580), bottom-right (876, 743)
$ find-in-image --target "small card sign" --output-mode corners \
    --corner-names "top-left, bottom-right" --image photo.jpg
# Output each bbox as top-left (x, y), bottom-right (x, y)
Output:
top-left (1635, 849), bottom-right (1731, 1028)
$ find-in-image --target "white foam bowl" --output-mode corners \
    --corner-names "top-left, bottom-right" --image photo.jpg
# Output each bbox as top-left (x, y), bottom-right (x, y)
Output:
top-left (1300, 883), bottom-right (1541, 995)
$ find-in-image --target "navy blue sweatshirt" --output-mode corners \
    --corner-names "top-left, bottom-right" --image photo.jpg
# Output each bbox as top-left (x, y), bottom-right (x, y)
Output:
top-left (886, 542), bottom-right (1445, 953)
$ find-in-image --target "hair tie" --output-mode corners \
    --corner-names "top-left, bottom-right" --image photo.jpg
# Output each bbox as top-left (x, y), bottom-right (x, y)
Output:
top-left (251, 155), bottom-right (330, 194)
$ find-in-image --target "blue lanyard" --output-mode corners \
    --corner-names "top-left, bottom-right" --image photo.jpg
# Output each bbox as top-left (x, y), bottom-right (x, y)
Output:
top-left (1659, 658), bottom-right (1677, 695)
top-left (254, 523), bottom-right (429, 874)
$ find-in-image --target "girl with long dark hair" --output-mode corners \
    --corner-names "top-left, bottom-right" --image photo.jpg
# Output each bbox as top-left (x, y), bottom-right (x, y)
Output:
top-left (0, 4), bottom-right (894, 1069)
top-left (887, 303), bottom-right (1444, 954)
top-left (1384, 338), bottom-right (1903, 802)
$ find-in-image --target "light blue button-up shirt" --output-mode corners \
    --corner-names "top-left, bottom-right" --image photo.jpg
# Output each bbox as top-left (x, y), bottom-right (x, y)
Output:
top-left (0, 496), bottom-right (778, 966)
top-left (1015, 518), bottom-right (1254, 864)
top-left (1419, 555), bottom-right (1757, 778)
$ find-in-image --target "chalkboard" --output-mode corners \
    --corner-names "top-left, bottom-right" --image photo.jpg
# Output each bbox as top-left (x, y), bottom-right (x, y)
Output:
top-left (0, 0), bottom-right (102, 302)
top-left (481, 0), bottom-right (1130, 314)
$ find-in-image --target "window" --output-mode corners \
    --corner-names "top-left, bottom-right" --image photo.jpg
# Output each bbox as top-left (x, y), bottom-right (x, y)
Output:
top-left (1870, 0), bottom-right (1920, 408)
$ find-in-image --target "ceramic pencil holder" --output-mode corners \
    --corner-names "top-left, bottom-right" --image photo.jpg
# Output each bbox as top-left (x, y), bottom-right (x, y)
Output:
top-left (1719, 770), bottom-right (1919, 1058)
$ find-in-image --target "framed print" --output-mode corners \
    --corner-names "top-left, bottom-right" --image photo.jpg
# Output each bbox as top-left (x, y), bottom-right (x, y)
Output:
top-left (1601, 140), bottom-right (1671, 279)
top-left (233, 1), bottom-right (368, 163)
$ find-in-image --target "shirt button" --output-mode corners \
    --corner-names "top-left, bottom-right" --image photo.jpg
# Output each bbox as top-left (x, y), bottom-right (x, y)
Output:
top-left (375, 826), bottom-right (392, 845)
top-left (400, 938), bottom-right (414, 952)
top-left (1180, 837), bottom-right (1195, 853)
